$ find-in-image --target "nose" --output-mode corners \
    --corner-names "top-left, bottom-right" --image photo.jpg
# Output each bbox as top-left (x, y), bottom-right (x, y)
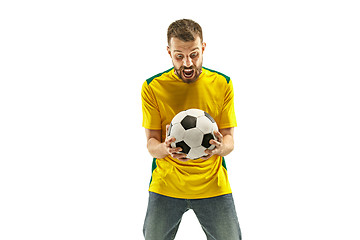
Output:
top-left (183, 56), bottom-right (193, 68)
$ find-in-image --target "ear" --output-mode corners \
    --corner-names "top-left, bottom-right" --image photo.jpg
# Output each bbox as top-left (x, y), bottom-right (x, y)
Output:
top-left (202, 42), bottom-right (206, 53)
top-left (167, 46), bottom-right (172, 57)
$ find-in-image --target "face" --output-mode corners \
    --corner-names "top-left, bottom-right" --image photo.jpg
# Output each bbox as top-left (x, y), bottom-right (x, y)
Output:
top-left (167, 36), bottom-right (206, 83)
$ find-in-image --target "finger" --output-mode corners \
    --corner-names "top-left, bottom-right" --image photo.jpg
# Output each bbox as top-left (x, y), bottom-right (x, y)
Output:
top-left (211, 148), bottom-right (219, 155)
top-left (214, 130), bottom-right (223, 141)
top-left (202, 146), bottom-right (217, 159)
top-left (201, 154), bottom-right (212, 160)
top-left (169, 147), bottom-right (182, 154)
top-left (207, 147), bottom-right (220, 156)
top-left (172, 153), bottom-right (188, 160)
top-left (203, 148), bottom-right (216, 158)
top-left (204, 149), bottom-right (213, 155)
top-left (165, 137), bottom-right (176, 145)
top-left (209, 139), bottom-right (221, 147)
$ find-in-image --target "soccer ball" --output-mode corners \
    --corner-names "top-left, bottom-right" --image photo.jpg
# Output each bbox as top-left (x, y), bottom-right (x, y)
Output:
top-left (167, 108), bottom-right (218, 159)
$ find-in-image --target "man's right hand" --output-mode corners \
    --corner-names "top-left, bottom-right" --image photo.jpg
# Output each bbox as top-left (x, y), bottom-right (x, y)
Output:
top-left (165, 125), bottom-right (190, 162)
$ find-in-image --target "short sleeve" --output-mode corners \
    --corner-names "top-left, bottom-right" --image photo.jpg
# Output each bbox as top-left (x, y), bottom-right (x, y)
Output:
top-left (219, 79), bottom-right (237, 129)
top-left (141, 81), bottom-right (162, 130)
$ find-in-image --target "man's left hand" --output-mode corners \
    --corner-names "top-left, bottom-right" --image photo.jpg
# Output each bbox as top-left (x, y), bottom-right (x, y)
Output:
top-left (201, 130), bottom-right (224, 160)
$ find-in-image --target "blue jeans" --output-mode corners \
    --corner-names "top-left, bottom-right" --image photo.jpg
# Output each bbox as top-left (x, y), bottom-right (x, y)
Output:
top-left (143, 192), bottom-right (242, 240)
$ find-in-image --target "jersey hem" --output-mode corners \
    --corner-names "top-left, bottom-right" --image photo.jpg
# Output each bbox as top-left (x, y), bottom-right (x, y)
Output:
top-left (148, 190), bottom-right (233, 200)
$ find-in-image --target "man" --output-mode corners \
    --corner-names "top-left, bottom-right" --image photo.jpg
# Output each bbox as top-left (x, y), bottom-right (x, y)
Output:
top-left (141, 19), bottom-right (241, 240)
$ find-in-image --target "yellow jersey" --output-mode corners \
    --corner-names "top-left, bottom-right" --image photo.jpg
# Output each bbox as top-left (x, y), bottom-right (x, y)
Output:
top-left (141, 67), bottom-right (237, 199)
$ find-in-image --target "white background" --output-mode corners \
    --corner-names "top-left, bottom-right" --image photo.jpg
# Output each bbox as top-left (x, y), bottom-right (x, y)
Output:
top-left (1, 0), bottom-right (359, 239)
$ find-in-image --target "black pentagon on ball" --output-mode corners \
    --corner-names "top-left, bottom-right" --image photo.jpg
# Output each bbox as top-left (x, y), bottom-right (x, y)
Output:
top-left (176, 141), bottom-right (191, 154)
top-left (204, 111), bottom-right (216, 123)
top-left (180, 115), bottom-right (197, 130)
top-left (202, 133), bottom-right (215, 148)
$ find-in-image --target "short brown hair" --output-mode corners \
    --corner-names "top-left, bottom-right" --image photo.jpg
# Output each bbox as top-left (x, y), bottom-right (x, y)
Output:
top-left (167, 19), bottom-right (203, 45)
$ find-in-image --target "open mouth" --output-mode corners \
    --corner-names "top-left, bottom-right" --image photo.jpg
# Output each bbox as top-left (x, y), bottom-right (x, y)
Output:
top-left (183, 68), bottom-right (195, 79)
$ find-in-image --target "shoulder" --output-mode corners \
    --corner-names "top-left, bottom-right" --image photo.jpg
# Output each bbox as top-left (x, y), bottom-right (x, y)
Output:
top-left (145, 67), bottom-right (174, 86)
top-left (202, 67), bottom-right (231, 84)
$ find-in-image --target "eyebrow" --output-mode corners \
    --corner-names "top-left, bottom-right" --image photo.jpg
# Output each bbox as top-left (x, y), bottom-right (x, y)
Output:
top-left (174, 47), bottom-right (199, 53)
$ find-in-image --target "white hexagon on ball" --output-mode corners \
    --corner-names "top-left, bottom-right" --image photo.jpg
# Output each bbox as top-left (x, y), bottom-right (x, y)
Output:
top-left (183, 128), bottom-right (203, 148)
top-left (196, 115), bottom-right (214, 134)
top-left (187, 146), bottom-right (207, 160)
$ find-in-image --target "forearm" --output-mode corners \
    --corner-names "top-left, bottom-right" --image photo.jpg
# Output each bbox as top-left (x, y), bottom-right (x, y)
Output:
top-left (147, 138), bottom-right (168, 159)
top-left (219, 134), bottom-right (234, 157)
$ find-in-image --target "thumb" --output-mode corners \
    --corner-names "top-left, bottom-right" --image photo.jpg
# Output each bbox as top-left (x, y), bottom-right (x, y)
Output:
top-left (166, 124), bottom-right (170, 136)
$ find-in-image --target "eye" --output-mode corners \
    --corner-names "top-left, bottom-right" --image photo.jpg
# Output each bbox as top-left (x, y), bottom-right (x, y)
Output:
top-left (176, 54), bottom-right (184, 59)
top-left (190, 52), bottom-right (198, 58)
